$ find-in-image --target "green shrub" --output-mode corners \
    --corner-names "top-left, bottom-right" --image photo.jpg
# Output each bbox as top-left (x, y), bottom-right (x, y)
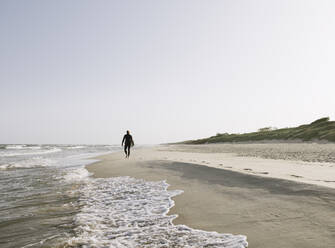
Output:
top-left (182, 117), bottom-right (335, 144)
top-left (310, 117), bottom-right (329, 125)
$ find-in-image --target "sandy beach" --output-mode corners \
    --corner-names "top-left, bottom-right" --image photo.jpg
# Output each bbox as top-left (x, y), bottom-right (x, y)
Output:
top-left (4, 1), bottom-right (335, 247)
top-left (87, 144), bottom-right (335, 248)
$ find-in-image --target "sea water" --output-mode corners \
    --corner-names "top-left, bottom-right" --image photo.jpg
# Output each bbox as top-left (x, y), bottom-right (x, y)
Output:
top-left (0, 145), bottom-right (247, 248)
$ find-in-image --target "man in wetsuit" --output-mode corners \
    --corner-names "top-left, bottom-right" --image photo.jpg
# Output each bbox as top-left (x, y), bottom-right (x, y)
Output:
top-left (122, 130), bottom-right (134, 158)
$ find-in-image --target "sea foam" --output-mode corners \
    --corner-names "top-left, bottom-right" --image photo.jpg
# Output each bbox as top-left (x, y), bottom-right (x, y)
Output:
top-left (0, 148), bottom-right (61, 157)
top-left (0, 157), bottom-right (55, 170)
top-left (66, 176), bottom-right (248, 248)
top-left (61, 167), bottom-right (92, 182)
top-left (67, 146), bottom-right (87, 150)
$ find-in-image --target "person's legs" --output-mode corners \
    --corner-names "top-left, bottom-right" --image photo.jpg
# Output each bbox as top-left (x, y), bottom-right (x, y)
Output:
top-left (124, 145), bottom-right (128, 157)
top-left (126, 144), bottom-right (131, 158)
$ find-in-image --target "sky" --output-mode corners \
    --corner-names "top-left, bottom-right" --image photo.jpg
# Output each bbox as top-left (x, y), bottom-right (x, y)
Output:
top-left (1, 0), bottom-right (335, 144)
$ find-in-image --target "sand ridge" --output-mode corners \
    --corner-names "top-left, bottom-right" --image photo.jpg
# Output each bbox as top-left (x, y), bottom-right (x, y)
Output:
top-left (109, 144), bottom-right (335, 189)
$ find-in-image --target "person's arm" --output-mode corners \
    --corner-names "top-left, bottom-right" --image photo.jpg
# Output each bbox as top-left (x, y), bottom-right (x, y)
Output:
top-left (122, 135), bottom-right (125, 146)
top-left (131, 136), bottom-right (134, 147)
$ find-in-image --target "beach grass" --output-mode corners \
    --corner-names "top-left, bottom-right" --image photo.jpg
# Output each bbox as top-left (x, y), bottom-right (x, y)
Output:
top-left (182, 117), bottom-right (335, 144)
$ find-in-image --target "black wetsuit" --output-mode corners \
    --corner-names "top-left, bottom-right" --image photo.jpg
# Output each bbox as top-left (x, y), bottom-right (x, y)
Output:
top-left (122, 134), bottom-right (134, 157)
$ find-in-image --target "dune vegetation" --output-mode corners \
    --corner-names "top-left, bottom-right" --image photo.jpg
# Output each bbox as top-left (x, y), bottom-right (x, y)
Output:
top-left (182, 117), bottom-right (335, 144)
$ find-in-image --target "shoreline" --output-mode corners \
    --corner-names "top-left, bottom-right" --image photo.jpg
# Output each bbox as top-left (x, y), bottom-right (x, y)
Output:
top-left (86, 145), bottom-right (335, 248)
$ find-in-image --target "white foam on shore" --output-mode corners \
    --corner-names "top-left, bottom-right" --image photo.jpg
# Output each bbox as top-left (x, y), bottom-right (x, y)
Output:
top-left (66, 176), bottom-right (248, 248)
top-left (62, 167), bottom-right (92, 182)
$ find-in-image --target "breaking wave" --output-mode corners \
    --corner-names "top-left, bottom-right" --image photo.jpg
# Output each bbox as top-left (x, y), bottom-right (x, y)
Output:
top-left (0, 148), bottom-right (61, 157)
top-left (0, 157), bottom-right (55, 170)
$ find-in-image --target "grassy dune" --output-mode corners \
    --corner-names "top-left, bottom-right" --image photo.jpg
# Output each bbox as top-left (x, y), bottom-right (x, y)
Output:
top-left (183, 117), bottom-right (335, 144)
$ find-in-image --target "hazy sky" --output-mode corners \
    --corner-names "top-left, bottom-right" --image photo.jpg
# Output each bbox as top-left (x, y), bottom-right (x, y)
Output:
top-left (1, 1), bottom-right (334, 144)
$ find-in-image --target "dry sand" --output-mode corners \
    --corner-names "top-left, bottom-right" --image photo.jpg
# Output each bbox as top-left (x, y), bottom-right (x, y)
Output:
top-left (87, 144), bottom-right (335, 248)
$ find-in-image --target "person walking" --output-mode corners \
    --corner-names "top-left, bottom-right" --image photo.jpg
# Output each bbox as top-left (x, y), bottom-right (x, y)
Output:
top-left (122, 130), bottom-right (134, 158)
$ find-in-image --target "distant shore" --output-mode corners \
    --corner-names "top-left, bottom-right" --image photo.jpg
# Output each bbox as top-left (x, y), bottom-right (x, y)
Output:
top-left (87, 144), bottom-right (335, 248)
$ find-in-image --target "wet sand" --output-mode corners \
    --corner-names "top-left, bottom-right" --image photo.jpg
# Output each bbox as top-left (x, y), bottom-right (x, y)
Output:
top-left (87, 145), bottom-right (335, 248)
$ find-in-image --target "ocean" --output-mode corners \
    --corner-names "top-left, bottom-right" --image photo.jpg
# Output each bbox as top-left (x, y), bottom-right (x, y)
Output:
top-left (0, 145), bottom-right (247, 248)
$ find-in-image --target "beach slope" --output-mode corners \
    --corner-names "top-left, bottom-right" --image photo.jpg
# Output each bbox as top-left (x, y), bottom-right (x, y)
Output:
top-left (87, 145), bottom-right (335, 248)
